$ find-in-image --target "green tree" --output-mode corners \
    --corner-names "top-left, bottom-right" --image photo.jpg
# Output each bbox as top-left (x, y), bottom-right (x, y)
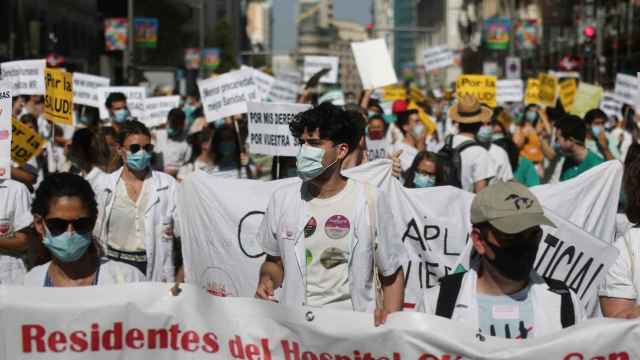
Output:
top-left (212, 19), bottom-right (238, 73)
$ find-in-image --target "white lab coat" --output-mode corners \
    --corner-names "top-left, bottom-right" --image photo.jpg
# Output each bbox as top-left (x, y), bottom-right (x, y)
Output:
top-left (93, 167), bottom-right (177, 282)
top-left (258, 179), bottom-right (406, 312)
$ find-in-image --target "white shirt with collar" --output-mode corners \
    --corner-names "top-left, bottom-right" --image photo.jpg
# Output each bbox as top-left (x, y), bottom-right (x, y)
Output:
top-left (452, 134), bottom-right (496, 192)
top-left (93, 167), bottom-right (178, 282)
top-left (258, 179), bottom-right (407, 312)
top-left (0, 179), bottom-right (33, 285)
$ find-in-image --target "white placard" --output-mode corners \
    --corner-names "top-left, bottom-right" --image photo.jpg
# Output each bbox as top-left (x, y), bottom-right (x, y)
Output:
top-left (303, 56), bottom-right (339, 84)
top-left (247, 102), bottom-right (309, 157)
top-left (0, 59), bottom-right (46, 96)
top-left (423, 45), bottom-right (454, 72)
top-left (97, 86), bottom-right (147, 120)
top-left (614, 73), bottom-right (638, 106)
top-left (143, 95), bottom-right (181, 128)
top-left (497, 79), bottom-right (524, 103)
top-left (241, 65), bottom-right (275, 101)
top-left (0, 81), bottom-right (11, 179)
top-left (268, 79), bottom-right (299, 103)
top-left (72, 73), bottom-right (110, 108)
top-left (600, 91), bottom-right (623, 119)
top-left (351, 39), bottom-right (398, 89)
top-left (198, 69), bottom-right (259, 120)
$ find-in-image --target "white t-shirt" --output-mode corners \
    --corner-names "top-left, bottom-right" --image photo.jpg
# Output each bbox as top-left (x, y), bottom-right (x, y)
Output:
top-left (84, 167), bottom-right (106, 191)
top-left (0, 179), bottom-right (33, 285)
top-left (154, 129), bottom-right (192, 173)
top-left (452, 134), bottom-right (496, 192)
top-left (304, 179), bottom-right (357, 309)
top-left (600, 227), bottom-right (640, 304)
top-left (488, 144), bottom-right (514, 183)
top-left (23, 259), bottom-right (145, 286)
top-left (393, 142), bottom-right (419, 173)
top-left (106, 178), bottom-right (149, 252)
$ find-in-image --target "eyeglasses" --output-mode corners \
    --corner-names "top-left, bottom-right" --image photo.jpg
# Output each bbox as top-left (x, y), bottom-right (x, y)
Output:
top-left (127, 144), bottom-right (154, 153)
top-left (45, 217), bottom-right (93, 236)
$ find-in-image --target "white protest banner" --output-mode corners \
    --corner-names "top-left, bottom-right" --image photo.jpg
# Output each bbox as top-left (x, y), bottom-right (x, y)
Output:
top-left (72, 72), bottom-right (110, 108)
top-left (423, 45), bottom-right (454, 72)
top-left (614, 73), bottom-right (638, 106)
top-left (352, 38), bottom-right (398, 89)
top-left (198, 69), bottom-right (258, 120)
top-left (2, 283), bottom-right (639, 359)
top-left (600, 92), bottom-right (623, 118)
top-left (246, 102), bottom-right (309, 157)
top-left (97, 86), bottom-right (146, 120)
top-left (268, 79), bottom-right (299, 103)
top-left (0, 59), bottom-right (46, 96)
top-left (143, 96), bottom-right (181, 128)
top-left (241, 65), bottom-right (275, 101)
top-left (275, 69), bottom-right (302, 86)
top-left (0, 82), bottom-right (10, 179)
top-left (365, 138), bottom-right (389, 161)
top-left (303, 56), bottom-right (339, 83)
top-left (496, 79), bottom-right (524, 103)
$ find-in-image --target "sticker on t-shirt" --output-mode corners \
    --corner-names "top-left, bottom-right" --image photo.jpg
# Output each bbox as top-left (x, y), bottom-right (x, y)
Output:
top-left (305, 248), bottom-right (313, 266)
top-left (324, 215), bottom-right (350, 239)
top-left (304, 217), bottom-right (317, 238)
top-left (319, 247), bottom-right (348, 269)
top-left (0, 218), bottom-right (11, 238)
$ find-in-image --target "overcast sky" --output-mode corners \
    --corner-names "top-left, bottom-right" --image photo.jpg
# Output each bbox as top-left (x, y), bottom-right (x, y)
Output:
top-left (272, 0), bottom-right (372, 52)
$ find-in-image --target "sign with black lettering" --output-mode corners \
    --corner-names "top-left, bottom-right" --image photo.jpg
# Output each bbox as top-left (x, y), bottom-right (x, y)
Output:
top-left (44, 68), bottom-right (73, 125)
top-left (247, 102), bottom-right (310, 157)
top-left (198, 69), bottom-right (259, 120)
top-left (11, 117), bottom-right (47, 165)
top-left (0, 81), bottom-right (11, 179)
top-left (143, 95), bottom-right (181, 128)
top-left (0, 59), bottom-right (46, 96)
top-left (97, 86), bottom-right (146, 120)
top-left (456, 75), bottom-right (497, 107)
top-left (72, 72), bottom-right (110, 108)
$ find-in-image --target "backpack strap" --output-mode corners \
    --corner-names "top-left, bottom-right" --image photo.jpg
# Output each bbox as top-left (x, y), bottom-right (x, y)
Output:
top-left (455, 139), bottom-right (482, 152)
top-left (435, 272), bottom-right (466, 319)
top-left (544, 277), bottom-right (575, 328)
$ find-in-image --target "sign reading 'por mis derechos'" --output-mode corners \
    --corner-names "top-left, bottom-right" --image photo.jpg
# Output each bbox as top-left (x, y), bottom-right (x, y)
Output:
top-left (247, 102), bottom-right (310, 157)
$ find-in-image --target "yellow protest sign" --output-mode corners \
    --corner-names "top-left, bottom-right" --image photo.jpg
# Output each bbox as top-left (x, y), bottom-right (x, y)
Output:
top-left (44, 68), bottom-right (73, 125)
top-left (11, 117), bottom-right (47, 165)
top-left (455, 75), bottom-right (497, 107)
top-left (538, 74), bottom-right (558, 107)
top-left (570, 83), bottom-right (604, 118)
top-left (382, 85), bottom-right (427, 103)
top-left (559, 79), bottom-right (577, 110)
top-left (524, 79), bottom-right (540, 105)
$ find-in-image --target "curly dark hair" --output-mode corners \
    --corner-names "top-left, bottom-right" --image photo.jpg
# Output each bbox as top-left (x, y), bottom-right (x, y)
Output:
top-left (32, 173), bottom-right (98, 222)
top-left (289, 102), bottom-right (362, 154)
top-left (624, 143), bottom-right (640, 224)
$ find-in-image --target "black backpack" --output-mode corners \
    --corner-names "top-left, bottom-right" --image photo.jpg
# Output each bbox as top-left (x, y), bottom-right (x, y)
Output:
top-left (436, 135), bottom-right (483, 188)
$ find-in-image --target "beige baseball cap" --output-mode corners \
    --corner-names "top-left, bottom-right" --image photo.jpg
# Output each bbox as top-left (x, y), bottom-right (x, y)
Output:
top-left (471, 181), bottom-right (555, 234)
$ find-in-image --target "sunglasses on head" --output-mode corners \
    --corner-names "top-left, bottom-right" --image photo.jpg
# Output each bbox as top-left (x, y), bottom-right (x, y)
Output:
top-left (127, 144), bottom-right (154, 153)
top-left (45, 217), bottom-right (93, 236)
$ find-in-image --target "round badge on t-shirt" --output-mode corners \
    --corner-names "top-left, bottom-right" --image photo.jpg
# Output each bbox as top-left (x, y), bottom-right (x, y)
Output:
top-left (324, 215), bottom-right (350, 239)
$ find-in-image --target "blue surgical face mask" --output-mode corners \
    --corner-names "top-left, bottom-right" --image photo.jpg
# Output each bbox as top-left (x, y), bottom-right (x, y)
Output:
top-left (113, 109), bottom-right (130, 123)
top-left (477, 125), bottom-right (493, 143)
top-left (78, 115), bottom-right (90, 125)
top-left (413, 173), bottom-right (436, 188)
top-left (525, 111), bottom-right (538, 123)
top-left (592, 126), bottom-right (603, 137)
top-left (43, 227), bottom-right (92, 263)
top-left (184, 106), bottom-right (196, 123)
top-left (126, 150), bottom-right (152, 171)
top-left (296, 144), bottom-right (337, 182)
top-left (413, 122), bottom-right (425, 138)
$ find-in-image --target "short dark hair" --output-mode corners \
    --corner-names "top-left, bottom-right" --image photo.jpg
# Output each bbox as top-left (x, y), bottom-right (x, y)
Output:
top-left (32, 173), bottom-right (98, 221)
top-left (116, 120), bottom-right (151, 145)
top-left (395, 110), bottom-right (418, 136)
top-left (583, 109), bottom-right (608, 126)
top-left (556, 115), bottom-right (586, 144)
top-left (68, 128), bottom-right (96, 172)
top-left (458, 122), bottom-right (483, 135)
top-left (105, 92), bottom-right (127, 110)
top-left (167, 108), bottom-right (186, 128)
top-left (289, 102), bottom-right (361, 154)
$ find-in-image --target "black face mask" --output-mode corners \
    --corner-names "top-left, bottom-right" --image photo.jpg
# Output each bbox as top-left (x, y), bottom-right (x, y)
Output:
top-left (483, 228), bottom-right (542, 281)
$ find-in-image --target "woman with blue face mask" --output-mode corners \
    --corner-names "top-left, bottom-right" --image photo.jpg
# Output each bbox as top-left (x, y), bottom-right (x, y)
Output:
top-left (23, 173), bottom-right (144, 286)
top-left (403, 151), bottom-right (441, 188)
top-left (91, 120), bottom-right (180, 282)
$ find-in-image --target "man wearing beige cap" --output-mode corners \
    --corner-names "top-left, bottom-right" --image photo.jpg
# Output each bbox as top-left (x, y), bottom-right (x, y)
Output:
top-left (417, 181), bottom-right (585, 339)
top-left (445, 94), bottom-right (496, 193)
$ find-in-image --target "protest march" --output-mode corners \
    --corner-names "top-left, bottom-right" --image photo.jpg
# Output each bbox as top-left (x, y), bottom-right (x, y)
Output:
top-left (1, 1), bottom-right (640, 358)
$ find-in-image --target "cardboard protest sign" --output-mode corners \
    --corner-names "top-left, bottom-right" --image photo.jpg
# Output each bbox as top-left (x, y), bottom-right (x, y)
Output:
top-left (72, 73), bottom-right (110, 108)
top-left (303, 56), bottom-right (339, 84)
top-left (11, 117), bottom-right (46, 165)
top-left (268, 79), bottom-right (299, 103)
top-left (143, 96), bottom-right (181, 128)
top-left (198, 69), bottom-right (258, 121)
top-left (241, 66), bottom-right (275, 101)
top-left (524, 79), bottom-right (541, 105)
top-left (0, 59), bottom-right (46, 96)
top-left (570, 83), bottom-right (603, 118)
top-left (351, 39), bottom-right (397, 89)
top-left (247, 102), bottom-right (310, 157)
top-left (600, 92), bottom-right (623, 118)
top-left (0, 82), bottom-right (10, 179)
top-left (455, 75), bottom-right (497, 107)
top-left (538, 74), bottom-right (558, 107)
top-left (559, 79), bottom-right (577, 110)
top-left (496, 79), bottom-right (524, 103)
top-left (97, 86), bottom-right (146, 120)
top-left (423, 45), bottom-right (454, 72)
top-left (614, 73), bottom-right (638, 106)
top-left (44, 68), bottom-right (73, 125)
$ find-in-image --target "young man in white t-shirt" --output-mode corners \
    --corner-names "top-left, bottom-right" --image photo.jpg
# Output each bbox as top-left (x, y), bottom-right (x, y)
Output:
top-left (392, 109), bottom-right (425, 174)
top-left (447, 95), bottom-right (497, 193)
top-left (256, 103), bottom-right (406, 326)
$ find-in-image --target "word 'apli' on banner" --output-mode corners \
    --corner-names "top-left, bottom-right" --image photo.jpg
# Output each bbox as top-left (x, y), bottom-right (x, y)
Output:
top-left (247, 102), bottom-right (310, 157)
top-left (44, 68), bottom-right (73, 125)
top-left (456, 75), bottom-right (497, 107)
top-left (11, 117), bottom-right (46, 165)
